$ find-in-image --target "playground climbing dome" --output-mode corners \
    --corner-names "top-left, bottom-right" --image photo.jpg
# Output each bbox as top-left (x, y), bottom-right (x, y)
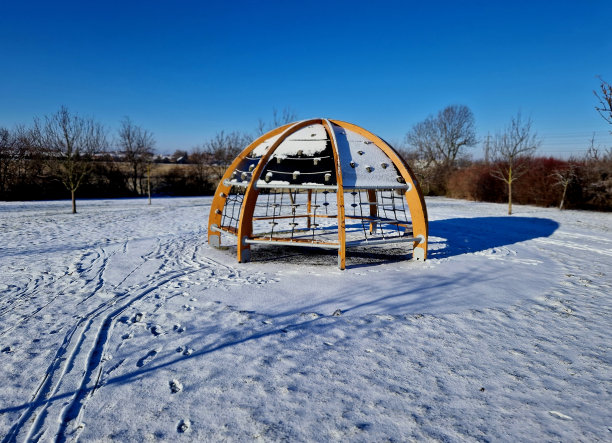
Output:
top-left (208, 118), bottom-right (428, 270)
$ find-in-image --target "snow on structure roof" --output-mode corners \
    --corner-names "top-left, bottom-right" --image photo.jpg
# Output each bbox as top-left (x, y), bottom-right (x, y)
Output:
top-left (330, 123), bottom-right (408, 189)
top-left (250, 124), bottom-right (328, 159)
top-left (248, 122), bottom-right (407, 189)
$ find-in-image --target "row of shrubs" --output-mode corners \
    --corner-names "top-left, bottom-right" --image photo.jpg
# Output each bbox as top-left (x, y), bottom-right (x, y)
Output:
top-left (0, 162), bottom-right (219, 201)
top-left (2, 154), bottom-right (610, 212)
top-left (444, 156), bottom-right (611, 211)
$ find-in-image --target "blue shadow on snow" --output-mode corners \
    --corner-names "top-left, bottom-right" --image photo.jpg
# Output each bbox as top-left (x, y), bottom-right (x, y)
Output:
top-left (428, 216), bottom-right (559, 259)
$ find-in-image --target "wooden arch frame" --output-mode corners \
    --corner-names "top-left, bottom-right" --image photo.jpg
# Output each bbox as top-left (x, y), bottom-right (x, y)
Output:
top-left (207, 119), bottom-right (428, 269)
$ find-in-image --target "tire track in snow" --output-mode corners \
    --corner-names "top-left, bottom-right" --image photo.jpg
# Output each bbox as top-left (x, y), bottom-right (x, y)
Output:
top-left (534, 237), bottom-right (612, 257)
top-left (3, 232), bottom-right (258, 442)
top-left (2, 239), bottom-right (165, 443)
top-left (0, 270), bottom-right (59, 331)
top-left (55, 235), bottom-right (245, 441)
top-left (0, 246), bottom-right (116, 338)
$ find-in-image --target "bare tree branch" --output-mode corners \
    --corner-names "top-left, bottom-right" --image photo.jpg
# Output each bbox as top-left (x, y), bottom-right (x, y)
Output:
top-left (551, 164), bottom-right (577, 210)
top-left (117, 117), bottom-right (155, 195)
top-left (594, 77), bottom-right (612, 125)
top-left (490, 112), bottom-right (540, 214)
top-left (256, 107), bottom-right (298, 135)
top-left (405, 105), bottom-right (477, 169)
top-left (33, 106), bottom-right (107, 213)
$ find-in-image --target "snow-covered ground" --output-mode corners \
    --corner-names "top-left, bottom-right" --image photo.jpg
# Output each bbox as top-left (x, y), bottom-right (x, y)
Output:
top-left (0, 196), bottom-right (610, 441)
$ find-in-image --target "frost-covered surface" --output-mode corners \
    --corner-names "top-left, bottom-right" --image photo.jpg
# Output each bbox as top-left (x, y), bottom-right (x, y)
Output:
top-left (332, 124), bottom-right (404, 189)
top-left (1, 197), bottom-right (611, 441)
top-left (250, 125), bottom-right (328, 158)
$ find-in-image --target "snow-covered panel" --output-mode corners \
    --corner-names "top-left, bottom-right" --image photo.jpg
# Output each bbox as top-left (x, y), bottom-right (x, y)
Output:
top-left (250, 133), bottom-right (282, 157)
top-left (331, 124), bottom-right (403, 188)
top-left (250, 124), bottom-right (328, 158)
top-left (284, 124), bottom-right (327, 141)
top-left (271, 139), bottom-right (328, 159)
top-left (272, 124), bottom-right (328, 159)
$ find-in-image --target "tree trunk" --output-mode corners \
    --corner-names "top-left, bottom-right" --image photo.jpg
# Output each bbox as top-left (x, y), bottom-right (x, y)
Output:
top-left (147, 163), bottom-right (151, 205)
top-left (71, 189), bottom-right (77, 214)
top-left (508, 180), bottom-right (512, 215)
top-left (132, 164), bottom-right (138, 195)
top-left (559, 184), bottom-right (567, 210)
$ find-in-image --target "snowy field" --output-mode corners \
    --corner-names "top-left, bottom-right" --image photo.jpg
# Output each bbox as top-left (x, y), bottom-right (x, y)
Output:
top-left (0, 196), bottom-right (611, 441)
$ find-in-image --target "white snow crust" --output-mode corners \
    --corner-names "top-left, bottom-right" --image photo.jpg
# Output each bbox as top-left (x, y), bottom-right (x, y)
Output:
top-left (1, 197), bottom-right (611, 441)
top-left (331, 124), bottom-right (404, 188)
top-left (250, 124), bottom-right (328, 159)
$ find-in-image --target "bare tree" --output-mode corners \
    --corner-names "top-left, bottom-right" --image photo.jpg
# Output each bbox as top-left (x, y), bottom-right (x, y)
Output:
top-left (581, 135), bottom-right (612, 210)
top-left (256, 107), bottom-right (298, 135)
top-left (33, 106), bottom-right (107, 213)
top-left (117, 117), bottom-right (155, 195)
top-left (594, 77), bottom-right (612, 125)
top-left (405, 105), bottom-right (477, 169)
top-left (552, 164), bottom-right (577, 209)
top-left (188, 147), bottom-right (214, 194)
top-left (490, 113), bottom-right (540, 215)
top-left (0, 126), bottom-right (40, 196)
top-left (0, 127), bottom-right (18, 195)
top-left (204, 131), bottom-right (252, 167)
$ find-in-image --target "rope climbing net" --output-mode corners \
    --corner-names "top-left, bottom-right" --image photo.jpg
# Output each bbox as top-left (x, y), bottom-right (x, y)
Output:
top-left (216, 186), bottom-right (415, 250)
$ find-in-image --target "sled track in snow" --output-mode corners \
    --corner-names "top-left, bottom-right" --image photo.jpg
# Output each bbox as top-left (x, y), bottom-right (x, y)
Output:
top-left (0, 244), bottom-right (124, 338)
top-left (2, 232), bottom-right (246, 443)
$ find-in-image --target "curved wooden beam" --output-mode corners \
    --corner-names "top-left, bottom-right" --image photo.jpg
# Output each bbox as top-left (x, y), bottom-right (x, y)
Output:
top-left (330, 120), bottom-right (428, 260)
top-left (236, 119), bottom-right (324, 263)
top-left (322, 119), bottom-right (346, 270)
top-left (208, 122), bottom-right (294, 247)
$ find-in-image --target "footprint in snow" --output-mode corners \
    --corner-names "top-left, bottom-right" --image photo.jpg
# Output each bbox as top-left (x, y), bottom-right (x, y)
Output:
top-left (137, 349), bottom-right (159, 367)
top-left (177, 419), bottom-right (190, 433)
top-left (176, 346), bottom-right (194, 356)
top-left (151, 325), bottom-right (164, 336)
top-left (169, 379), bottom-right (183, 393)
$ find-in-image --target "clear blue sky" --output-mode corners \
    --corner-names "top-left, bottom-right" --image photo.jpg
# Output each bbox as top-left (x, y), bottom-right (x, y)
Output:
top-left (1, 0), bottom-right (611, 157)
